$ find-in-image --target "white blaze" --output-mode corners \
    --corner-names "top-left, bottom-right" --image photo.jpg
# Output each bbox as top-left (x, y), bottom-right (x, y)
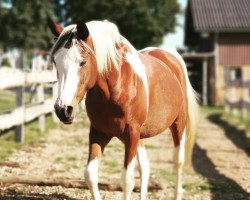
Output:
top-left (54, 46), bottom-right (82, 106)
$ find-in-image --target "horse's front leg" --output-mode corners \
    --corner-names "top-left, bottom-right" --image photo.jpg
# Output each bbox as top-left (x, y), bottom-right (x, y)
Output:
top-left (84, 126), bottom-right (112, 200)
top-left (137, 140), bottom-right (150, 200)
top-left (120, 125), bottom-right (140, 200)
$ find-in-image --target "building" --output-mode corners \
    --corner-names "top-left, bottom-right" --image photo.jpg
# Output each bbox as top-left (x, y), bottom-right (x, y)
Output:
top-left (184, 0), bottom-right (250, 106)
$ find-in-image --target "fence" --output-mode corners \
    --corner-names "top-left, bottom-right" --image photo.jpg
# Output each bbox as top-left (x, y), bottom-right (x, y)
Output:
top-left (0, 67), bottom-right (58, 142)
top-left (224, 68), bottom-right (250, 118)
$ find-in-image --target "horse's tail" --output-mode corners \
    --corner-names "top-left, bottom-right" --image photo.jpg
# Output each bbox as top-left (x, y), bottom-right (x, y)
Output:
top-left (178, 54), bottom-right (199, 167)
top-left (166, 49), bottom-right (199, 167)
top-left (185, 78), bottom-right (199, 167)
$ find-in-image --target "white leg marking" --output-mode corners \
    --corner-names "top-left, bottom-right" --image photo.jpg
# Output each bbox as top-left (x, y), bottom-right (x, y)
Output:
top-left (125, 49), bottom-right (149, 113)
top-left (174, 130), bottom-right (186, 200)
top-left (121, 157), bottom-right (136, 200)
top-left (84, 158), bottom-right (101, 200)
top-left (137, 147), bottom-right (150, 200)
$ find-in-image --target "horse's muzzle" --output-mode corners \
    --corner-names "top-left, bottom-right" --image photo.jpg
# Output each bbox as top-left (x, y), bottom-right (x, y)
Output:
top-left (54, 104), bottom-right (74, 124)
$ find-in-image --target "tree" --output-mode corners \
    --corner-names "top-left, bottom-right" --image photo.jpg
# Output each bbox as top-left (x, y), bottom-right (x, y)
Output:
top-left (0, 0), bottom-right (179, 50)
top-left (0, 0), bottom-right (57, 51)
top-left (62, 0), bottom-right (179, 49)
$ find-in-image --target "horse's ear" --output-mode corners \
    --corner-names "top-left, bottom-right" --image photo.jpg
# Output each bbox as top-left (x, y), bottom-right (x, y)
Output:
top-left (47, 17), bottom-right (63, 37)
top-left (76, 21), bottom-right (89, 41)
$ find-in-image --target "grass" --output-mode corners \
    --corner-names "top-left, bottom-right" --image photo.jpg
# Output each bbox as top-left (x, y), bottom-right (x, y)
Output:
top-left (157, 169), bottom-right (176, 183)
top-left (201, 105), bottom-right (250, 134)
top-left (145, 144), bottom-right (159, 149)
top-left (223, 112), bottom-right (250, 129)
top-left (0, 87), bottom-right (57, 161)
top-left (54, 155), bottom-right (79, 171)
top-left (184, 181), bottom-right (211, 192)
top-left (200, 105), bottom-right (224, 114)
top-left (0, 88), bottom-right (53, 113)
top-left (0, 114), bottom-right (57, 161)
top-left (0, 107), bottom-right (88, 162)
top-left (0, 90), bottom-right (16, 112)
top-left (103, 160), bottom-right (120, 174)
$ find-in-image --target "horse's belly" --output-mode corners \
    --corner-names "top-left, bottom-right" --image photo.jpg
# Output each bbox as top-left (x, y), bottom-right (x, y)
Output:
top-left (140, 104), bottom-right (179, 138)
top-left (140, 71), bottom-right (184, 138)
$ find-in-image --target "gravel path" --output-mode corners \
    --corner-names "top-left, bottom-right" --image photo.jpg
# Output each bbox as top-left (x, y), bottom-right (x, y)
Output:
top-left (0, 111), bottom-right (249, 199)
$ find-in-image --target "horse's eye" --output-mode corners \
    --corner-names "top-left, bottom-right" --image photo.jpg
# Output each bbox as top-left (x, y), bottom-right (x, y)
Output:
top-left (79, 60), bottom-right (87, 67)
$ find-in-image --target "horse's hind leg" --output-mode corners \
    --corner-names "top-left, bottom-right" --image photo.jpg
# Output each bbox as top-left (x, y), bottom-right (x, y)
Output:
top-left (84, 125), bottom-right (112, 200)
top-left (137, 140), bottom-right (150, 200)
top-left (173, 129), bottom-right (186, 200)
top-left (170, 115), bottom-right (187, 200)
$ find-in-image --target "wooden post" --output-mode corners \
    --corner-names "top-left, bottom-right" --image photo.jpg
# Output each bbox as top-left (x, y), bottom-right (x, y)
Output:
top-left (37, 84), bottom-right (45, 131)
top-left (224, 68), bottom-right (230, 113)
top-left (230, 69), bottom-right (238, 116)
top-left (202, 58), bottom-right (208, 105)
top-left (214, 33), bottom-right (219, 105)
top-left (242, 88), bottom-right (248, 119)
top-left (52, 82), bottom-right (59, 122)
top-left (15, 49), bottom-right (25, 142)
top-left (15, 86), bottom-right (25, 142)
top-left (242, 69), bottom-right (248, 119)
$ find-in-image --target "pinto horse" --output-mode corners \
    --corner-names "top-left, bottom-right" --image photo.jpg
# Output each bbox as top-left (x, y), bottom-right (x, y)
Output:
top-left (48, 19), bottom-right (198, 200)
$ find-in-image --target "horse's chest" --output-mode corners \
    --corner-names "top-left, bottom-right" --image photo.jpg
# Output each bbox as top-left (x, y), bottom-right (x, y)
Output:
top-left (85, 99), bottom-right (126, 136)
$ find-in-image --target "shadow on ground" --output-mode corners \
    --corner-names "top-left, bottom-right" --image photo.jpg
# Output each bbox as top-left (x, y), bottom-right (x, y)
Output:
top-left (193, 143), bottom-right (250, 200)
top-left (207, 113), bottom-right (250, 156)
top-left (0, 188), bottom-right (79, 200)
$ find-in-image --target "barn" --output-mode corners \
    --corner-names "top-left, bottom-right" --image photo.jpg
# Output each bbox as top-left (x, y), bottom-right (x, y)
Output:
top-left (184, 0), bottom-right (250, 106)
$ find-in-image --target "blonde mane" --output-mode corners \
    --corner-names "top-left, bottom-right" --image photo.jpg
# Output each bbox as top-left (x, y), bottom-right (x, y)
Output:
top-left (86, 20), bottom-right (122, 73)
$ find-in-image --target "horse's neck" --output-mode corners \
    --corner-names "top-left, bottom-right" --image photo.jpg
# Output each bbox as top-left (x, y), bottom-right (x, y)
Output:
top-left (94, 41), bottom-right (137, 102)
top-left (95, 60), bottom-right (134, 102)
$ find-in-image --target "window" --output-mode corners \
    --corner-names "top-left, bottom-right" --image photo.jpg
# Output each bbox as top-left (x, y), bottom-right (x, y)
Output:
top-left (225, 67), bottom-right (242, 82)
top-left (235, 68), bottom-right (242, 80)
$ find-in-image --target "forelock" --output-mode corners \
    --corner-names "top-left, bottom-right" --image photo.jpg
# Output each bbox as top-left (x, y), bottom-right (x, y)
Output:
top-left (50, 25), bottom-right (77, 62)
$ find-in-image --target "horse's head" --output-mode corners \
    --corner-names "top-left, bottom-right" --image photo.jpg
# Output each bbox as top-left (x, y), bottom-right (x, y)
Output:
top-left (48, 20), bottom-right (98, 124)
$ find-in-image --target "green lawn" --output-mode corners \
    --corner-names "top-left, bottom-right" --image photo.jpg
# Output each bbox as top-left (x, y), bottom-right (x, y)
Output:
top-left (0, 88), bottom-right (53, 113)
top-left (200, 105), bottom-right (224, 114)
top-left (0, 90), bottom-right (16, 112)
top-left (0, 88), bottom-right (57, 161)
top-left (201, 105), bottom-right (250, 134)
top-left (0, 114), bottom-right (57, 161)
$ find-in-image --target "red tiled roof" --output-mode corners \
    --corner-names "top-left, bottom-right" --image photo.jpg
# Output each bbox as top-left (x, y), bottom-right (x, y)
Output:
top-left (190, 0), bottom-right (250, 31)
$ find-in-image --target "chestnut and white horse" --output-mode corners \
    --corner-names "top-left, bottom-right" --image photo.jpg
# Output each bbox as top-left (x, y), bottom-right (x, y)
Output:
top-left (48, 19), bottom-right (198, 200)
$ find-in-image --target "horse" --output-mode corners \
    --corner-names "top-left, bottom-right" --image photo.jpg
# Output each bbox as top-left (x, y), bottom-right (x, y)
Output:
top-left (48, 19), bottom-right (198, 200)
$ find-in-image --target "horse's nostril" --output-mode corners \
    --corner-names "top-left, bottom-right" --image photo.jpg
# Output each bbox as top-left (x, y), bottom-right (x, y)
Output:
top-left (66, 106), bottom-right (73, 116)
top-left (54, 104), bottom-right (74, 124)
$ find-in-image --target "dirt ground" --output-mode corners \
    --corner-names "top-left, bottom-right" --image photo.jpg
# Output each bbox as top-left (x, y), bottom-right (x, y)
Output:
top-left (0, 111), bottom-right (249, 200)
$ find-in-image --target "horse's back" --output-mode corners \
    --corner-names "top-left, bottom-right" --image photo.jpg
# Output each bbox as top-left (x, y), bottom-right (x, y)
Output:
top-left (139, 48), bottom-right (188, 138)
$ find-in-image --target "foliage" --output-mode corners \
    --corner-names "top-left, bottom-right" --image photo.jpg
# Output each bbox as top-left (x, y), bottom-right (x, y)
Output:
top-left (0, 114), bottom-right (57, 161)
top-left (0, 0), bottom-right (57, 50)
top-left (0, 0), bottom-right (179, 50)
top-left (1, 57), bottom-right (10, 66)
top-left (63, 0), bottom-right (179, 49)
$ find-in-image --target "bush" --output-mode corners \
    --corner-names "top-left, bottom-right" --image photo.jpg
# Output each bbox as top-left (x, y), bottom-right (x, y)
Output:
top-left (1, 57), bottom-right (11, 67)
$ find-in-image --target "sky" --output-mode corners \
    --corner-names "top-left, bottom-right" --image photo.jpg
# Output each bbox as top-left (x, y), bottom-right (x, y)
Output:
top-left (160, 0), bottom-right (188, 49)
